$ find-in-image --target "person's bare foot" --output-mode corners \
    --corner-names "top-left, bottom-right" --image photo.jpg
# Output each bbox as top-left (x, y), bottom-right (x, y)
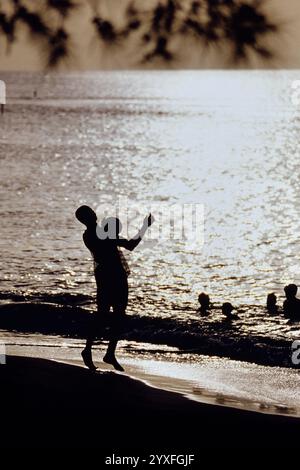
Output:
top-left (81, 348), bottom-right (97, 371)
top-left (103, 354), bottom-right (124, 372)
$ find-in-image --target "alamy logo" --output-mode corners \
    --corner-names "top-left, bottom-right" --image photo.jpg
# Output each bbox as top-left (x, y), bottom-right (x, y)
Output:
top-left (0, 80), bottom-right (6, 105)
top-left (0, 342), bottom-right (6, 365)
top-left (291, 340), bottom-right (300, 365)
top-left (96, 196), bottom-right (204, 249)
top-left (291, 80), bottom-right (300, 106)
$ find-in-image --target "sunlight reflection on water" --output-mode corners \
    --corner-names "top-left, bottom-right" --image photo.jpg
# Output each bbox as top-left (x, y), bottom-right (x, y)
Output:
top-left (1, 70), bottom-right (300, 340)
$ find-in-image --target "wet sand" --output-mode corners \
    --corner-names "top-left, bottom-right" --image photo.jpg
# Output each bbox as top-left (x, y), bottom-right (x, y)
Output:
top-left (0, 355), bottom-right (299, 449)
top-left (3, 330), bottom-right (300, 418)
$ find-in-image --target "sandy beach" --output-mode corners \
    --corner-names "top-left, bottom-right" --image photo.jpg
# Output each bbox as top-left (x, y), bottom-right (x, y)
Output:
top-left (0, 354), bottom-right (299, 449)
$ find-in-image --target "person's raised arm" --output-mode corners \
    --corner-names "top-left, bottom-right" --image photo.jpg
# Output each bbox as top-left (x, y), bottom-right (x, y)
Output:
top-left (117, 214), bottom-right (154, 251)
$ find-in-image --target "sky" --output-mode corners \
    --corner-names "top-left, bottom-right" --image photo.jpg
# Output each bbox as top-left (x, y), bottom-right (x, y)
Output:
top-left (0, 0), bottom-right (299, 70)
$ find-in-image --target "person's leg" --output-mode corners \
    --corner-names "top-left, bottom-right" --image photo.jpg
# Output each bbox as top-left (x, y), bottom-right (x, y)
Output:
top-left (103, 312), bottom-right (126, 365)
top-left (103, 274), bottom-right (128, 371)
top-left (84, 313), bottom-right (99, 352)
top-left (104, 335), bottom-right (126, 370)
top-left (81, 346), bottom-right (96, 371)
top-left (81, 314), bottom-right (101, 371)
top-left (103, 311), bottom-right (126, 372)
top-left (85, 335), bottom-right (94, 352)
top-left (82, 273), bottom-right (109, 370)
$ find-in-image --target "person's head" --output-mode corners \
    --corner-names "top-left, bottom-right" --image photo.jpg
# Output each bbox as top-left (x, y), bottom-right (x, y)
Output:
top-left (222, 302), bottom-right (234, 317)
top-left (198, 292), bottom-right (210, 308)
top-left (284, 284), bottom-right (297, 299)
top-left (99, 217), bottom-right (122, 239)
top-left (267, 293), bottom-right (277, 308)
top-left (75, 205), bottom-right (97, 227)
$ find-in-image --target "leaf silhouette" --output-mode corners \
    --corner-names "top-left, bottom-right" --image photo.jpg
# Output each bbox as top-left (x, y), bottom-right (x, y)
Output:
top-left (93, 16), bottom-right (117, 43)
top-left (0, 0), bottom-right (280, 68)
top-left (48, 28), bottom-right (69, 67)
top-left (47, 0), bottom-right (76, 18)
top-left (15, 6), bottom-right (49, 37)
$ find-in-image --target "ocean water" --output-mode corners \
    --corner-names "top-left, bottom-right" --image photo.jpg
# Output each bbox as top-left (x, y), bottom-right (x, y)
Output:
top-left (1, 70), bottom-right (300, 349)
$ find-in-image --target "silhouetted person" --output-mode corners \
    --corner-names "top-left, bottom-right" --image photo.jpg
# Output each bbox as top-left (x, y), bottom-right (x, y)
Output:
top-left (198, 292), bottom-right (210, 315)
top-left (222, 302), bottom-right (238, 320)
top-left (76, 205), bottom-right (154, 371)
top-left (266, 293), bottom-right (278, 314)
top-left (283, 284), bottom-right (300, 321)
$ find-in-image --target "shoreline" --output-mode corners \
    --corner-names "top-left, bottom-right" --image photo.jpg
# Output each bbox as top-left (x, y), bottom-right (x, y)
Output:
top-left (3, 330), bottom-right (300, 418)
top-left (0, 300), bottom-right (298, 369)
top-left (59, 355), bottom-right (300, 418)
top-left (1, 355), bottom-right (300, 449)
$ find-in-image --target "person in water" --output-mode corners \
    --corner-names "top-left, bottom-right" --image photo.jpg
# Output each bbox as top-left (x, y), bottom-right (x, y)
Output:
top-left (283, 284), bottom-right (300, 321)
top-left (221, 302), bottom-right (238, 320)
top-left (197, 292), bottom-right (210, 315)
top-left (266, 293), bottom-right (278, 314)
top-left (75, 205), bottom-right (154, 371)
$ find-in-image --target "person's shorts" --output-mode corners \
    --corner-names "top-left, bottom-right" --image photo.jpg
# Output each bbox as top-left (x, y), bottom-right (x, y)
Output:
top-left (95, 267), bottom-right (128, 315)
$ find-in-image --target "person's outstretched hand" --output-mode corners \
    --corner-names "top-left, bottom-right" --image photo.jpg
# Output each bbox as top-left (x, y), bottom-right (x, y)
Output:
top-left (144, 213), bottom-right (154, 227)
